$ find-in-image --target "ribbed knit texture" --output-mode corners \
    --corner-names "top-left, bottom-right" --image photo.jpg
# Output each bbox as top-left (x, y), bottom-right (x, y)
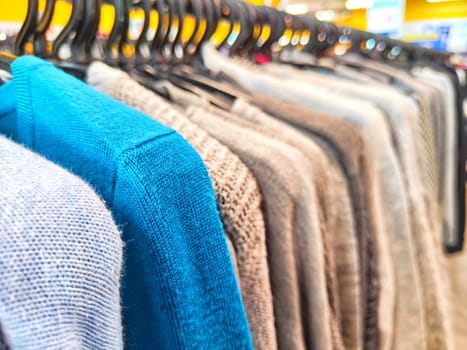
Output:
top-left (185, 105), bottom-right (333, 350)
top-left (86, 62), bottom-right (276, 350)
top-left (0, 56), bottom-right (252, 350)
top-left (0, 135), bottom-right (123, 349)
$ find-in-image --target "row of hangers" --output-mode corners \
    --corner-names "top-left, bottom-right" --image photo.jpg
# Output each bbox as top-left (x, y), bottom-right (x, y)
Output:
top-left (7, 0), bottom-right (340, 65)
top-left (0, 0), bottom-right (453, 74)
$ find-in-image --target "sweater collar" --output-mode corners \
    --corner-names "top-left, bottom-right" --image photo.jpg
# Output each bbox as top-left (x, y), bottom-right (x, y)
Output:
top-left (0, 56), bottom-right (53, 144)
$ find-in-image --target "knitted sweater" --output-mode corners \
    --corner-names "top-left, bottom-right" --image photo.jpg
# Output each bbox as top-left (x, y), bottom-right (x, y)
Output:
top-left (86, 62), bottom-right (276, 350)
top-left (0, 56), bottom-right (252, 350)
top-left (250, 94), bottom-right (382, 350)
top-left (263, 63), bottom-right (452, 350)
top-left (0, 135), bottom-right (123, 349)
top-left (230, 99), bottom-right (361, 350)
top-left (185, 105), bottom-right (333, 350)
top-left (165, 80), bottom-right (370, 350)
top-left (207, 101), bottom-right (345, 350)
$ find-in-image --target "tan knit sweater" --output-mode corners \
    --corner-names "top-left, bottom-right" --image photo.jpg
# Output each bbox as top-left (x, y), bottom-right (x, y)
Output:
top-left (185, 105), bottom-right (333, 350)
top-left (250, 94), bottom-right (383, 350)
top-left (86, 63), bottom-right (276, 350)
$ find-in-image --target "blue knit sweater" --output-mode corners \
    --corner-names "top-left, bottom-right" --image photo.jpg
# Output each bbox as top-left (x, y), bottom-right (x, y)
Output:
top-left (0, 56), bottom-right (252, 350)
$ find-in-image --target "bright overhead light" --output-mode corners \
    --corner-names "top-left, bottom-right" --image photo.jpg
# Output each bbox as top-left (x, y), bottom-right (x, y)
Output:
top-left (426, 0), bottom-right (458, 2)
top-left (285, 3), bottom-right (309, 15)
top-left (315, 10), bottom-right (336, 21)
top-left (345, 0), bottom-right (375, 10)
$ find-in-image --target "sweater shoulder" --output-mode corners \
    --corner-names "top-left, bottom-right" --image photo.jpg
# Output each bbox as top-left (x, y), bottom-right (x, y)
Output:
top-left (0, 136), bottom-right (123, 349)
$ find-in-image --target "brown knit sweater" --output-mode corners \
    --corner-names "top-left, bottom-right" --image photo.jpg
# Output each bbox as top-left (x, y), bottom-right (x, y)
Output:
top-left (86, 63), bottom-right (276, 350)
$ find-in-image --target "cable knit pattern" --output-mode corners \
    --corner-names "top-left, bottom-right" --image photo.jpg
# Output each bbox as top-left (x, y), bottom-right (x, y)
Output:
top-left (86, 62), bottom-right (276, 350)
top-left (0, 136), bottom-right (123, 349)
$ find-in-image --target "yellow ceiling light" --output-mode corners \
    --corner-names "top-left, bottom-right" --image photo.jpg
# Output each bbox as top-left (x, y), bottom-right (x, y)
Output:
top-left (285, 4), bottom-right (309, 15)
top-left (345, 0), bottom-right (375, 10)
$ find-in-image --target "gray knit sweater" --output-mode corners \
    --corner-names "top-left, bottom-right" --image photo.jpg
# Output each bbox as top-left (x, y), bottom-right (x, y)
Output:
top-left (0, 136), bottom-right (123, 349)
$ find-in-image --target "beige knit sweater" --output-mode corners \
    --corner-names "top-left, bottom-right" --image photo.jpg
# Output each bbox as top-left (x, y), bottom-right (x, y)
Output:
top-left (250, 94), bottom-right (383, 350)
top-left (86, 63), bottom-right (276, 350)
top-left (262, 63), bottom-right (453, 350)
top-left (185, 105), bottom-right (333, 350)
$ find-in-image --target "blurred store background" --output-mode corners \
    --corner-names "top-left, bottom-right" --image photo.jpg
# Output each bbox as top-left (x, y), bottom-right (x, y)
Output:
top-left (275, 0), bottom-right (467, 54)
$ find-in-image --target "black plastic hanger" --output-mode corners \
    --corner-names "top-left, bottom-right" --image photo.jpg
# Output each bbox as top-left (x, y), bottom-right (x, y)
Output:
top-left (234, 3), bottom-right (259, 57)
top-left (84, 0), bottom-right (102, 59)
top-left (52, 0), bottom-right (84, 57)
top-left (72, 0), bottom-right (99, 62)
top-left (16, 0), bottom-right (39, 55)
top-left (150, 0), bottom-right (167, 63)
top-left (159, 0), bottom-right (176, 60)
top-left (182, 0), bottom-right (203, 60)
top-left (217, 0), bottom-right (236, 49)
top-left (192, 0), bottom-right (219, 56)
top-left (33, 0), bottom-right (56, 56)
top-left (239, 5), bottom-right (266, 57)
top-left (299, 17), bottom-right (318, 52)
top-left (229, 1), bottom-right (254, 55)
top-left (257, 7), bottom-right (285, 55)
top-left (169, 0), bottom-right (186, 61)
top-left (134, 0), bottom-right (152, 63)
top-left (116, 0), bottom-right (132, 65)
top-left (103, 0), bottom-right (125, 63)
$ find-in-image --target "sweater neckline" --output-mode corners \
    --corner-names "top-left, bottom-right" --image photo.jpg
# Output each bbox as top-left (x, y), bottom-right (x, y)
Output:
top-left (0, 56), bottom-right (45, 146)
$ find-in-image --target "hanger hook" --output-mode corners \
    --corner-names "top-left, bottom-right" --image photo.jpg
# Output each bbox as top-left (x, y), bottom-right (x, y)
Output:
top-left (16, 0), bottom-right (39, 55)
